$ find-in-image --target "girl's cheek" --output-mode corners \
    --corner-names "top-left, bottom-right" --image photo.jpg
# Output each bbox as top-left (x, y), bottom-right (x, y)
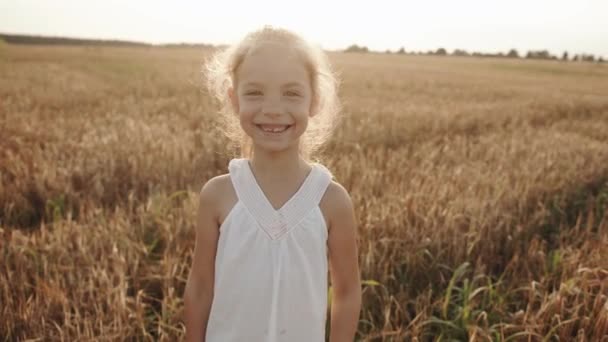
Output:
top-left (239, 102), bottom-right (261, 114)
top-left (287, 99), bottom-right (311, 111)
top-left (297, 104), bottom-right (312, 116)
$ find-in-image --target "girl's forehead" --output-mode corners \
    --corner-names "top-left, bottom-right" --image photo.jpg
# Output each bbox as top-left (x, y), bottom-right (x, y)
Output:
top-left (247, 41), bottom-right (300, 60)
top-left (236, 42), bottom-right (310, 85)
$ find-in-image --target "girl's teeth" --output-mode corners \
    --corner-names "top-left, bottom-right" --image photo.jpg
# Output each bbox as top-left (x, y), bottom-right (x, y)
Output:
top-left (260, 125), bottom-right (289, 133)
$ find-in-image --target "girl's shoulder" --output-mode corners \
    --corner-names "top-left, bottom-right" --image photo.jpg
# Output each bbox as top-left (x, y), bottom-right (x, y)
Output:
top-left (199, 173), bottom-right (238, 225)
top-left (319, 179), bottom-right (355, 232)
top-left (199, 173), bottom-right (232, 197)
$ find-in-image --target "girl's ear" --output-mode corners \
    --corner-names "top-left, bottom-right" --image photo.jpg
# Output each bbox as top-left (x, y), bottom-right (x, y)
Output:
top-left (228, 87), bottom-right (239, 113)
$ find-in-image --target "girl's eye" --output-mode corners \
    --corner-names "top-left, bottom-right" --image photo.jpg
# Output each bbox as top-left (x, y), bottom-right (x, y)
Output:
top-left (245, 91), bottom-right (262, 96)
top-left (285, 91), bottom-right (301, 97)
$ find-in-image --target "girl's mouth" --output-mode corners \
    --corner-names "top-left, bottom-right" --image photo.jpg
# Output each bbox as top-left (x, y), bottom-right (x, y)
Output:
top-left (256, 124), bottom-right (292, 134)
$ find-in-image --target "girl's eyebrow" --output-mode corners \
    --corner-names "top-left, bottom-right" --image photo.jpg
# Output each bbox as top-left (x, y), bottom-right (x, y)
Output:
top-left (241, 81), bottom-right (306, 88)
top-left (282, 82), bottom-right (306, 88)
top-left (242, 82), bottom-right (264, 88)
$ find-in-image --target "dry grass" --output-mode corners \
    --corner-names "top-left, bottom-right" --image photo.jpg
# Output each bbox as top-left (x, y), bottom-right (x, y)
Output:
top-left (1, 44), bottom-right (607, 341)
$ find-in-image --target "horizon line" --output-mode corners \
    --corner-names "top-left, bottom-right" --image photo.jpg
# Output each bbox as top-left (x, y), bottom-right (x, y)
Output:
top-left (1, 31), bottom-right (605, 59)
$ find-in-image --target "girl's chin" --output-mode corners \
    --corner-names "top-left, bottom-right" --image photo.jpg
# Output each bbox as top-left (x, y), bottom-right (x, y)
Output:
top-left (251, 140), bottom-right (300, 154)
top-left (253, 142), bottom-right (293, 151)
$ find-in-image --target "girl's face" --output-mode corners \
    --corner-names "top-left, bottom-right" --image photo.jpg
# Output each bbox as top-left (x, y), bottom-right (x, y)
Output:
top-left (231, 42), bottom-right (313, 156)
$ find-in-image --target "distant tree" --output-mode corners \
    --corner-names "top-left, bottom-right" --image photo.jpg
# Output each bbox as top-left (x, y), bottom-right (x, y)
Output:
top-left (506, 49), bottom-right (519, 58)
top-left (435, 48), bottom-right (447, 56)
top-left (452, 49), bottom-right (469, 56)
top-left (526, 50), bottom-right (553, 60)
top-left (385, 49), bottom-right (392, 54)
top-left (397, 47), bottom-right (406, 54)
top-left (582, 54), bottom-right (595, 62)
top-left (599, 57), bottom-right (605, 63)
top-left (573, 54), bottom-right (580, 61)
top-left (345, 44), bottom-right (369, 53)
top-left (561, 51), bottom-right (569, 61)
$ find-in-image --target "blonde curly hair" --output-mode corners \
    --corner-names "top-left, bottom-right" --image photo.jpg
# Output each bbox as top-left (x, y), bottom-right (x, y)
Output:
top-left (203, 26), bottom-right (341, 161)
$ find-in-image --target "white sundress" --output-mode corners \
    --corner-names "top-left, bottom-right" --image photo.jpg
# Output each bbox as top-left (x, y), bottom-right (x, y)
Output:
top-left (205, 158), bottom-right (333, 342)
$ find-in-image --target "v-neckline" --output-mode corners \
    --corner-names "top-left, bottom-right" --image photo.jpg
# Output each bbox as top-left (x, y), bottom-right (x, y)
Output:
top-left (244, 159), bottom-right (317, 213)
top-left (228, 158), bottom-right (332, 241)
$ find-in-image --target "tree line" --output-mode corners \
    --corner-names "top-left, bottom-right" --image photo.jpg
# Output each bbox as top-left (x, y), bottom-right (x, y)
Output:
top-left (345, 44), bottom-right (605, 63)
top-left (1, 33), bottom-right (602, 63)
top-left (0, 33), bottom-right (214, 49)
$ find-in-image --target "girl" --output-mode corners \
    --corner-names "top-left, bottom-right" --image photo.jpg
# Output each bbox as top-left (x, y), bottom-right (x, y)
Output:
top-left (183, 26), bottom-right (361, 342)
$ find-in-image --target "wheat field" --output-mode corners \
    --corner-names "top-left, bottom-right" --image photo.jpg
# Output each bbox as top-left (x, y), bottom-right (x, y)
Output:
top-left (1, 43), bottom-right (608, 341)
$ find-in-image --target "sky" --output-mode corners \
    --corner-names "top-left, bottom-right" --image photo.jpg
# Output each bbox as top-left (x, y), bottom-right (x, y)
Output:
top-left (1, 0), bottom-right (607, 57)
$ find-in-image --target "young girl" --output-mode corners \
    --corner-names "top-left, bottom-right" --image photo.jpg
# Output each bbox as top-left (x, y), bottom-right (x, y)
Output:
top-left (183, 26), bottom-right (361, 342)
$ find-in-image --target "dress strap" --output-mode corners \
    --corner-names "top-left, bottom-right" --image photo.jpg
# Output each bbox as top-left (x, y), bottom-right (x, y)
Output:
top-left (280, 163), bottom-right (332, 225)
top-left (228, 158), bottom-right (274, 227)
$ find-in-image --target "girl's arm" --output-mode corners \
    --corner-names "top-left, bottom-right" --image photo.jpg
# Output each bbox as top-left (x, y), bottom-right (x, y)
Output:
top-left (324, 183), bottom-right (362, 342)
top-left (183, 179), bottom-right (221, 342)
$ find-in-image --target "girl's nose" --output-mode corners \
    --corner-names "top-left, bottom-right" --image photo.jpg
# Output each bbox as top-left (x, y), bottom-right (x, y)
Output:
top-left (262, 99), bottom-right (282, 117)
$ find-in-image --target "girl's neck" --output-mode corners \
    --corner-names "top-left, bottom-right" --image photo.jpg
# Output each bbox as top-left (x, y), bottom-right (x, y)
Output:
top-left (249, 146), bottom-right (309, 181)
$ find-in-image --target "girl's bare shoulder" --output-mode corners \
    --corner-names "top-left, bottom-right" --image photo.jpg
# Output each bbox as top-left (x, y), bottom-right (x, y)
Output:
top-left (199, 173), bottom-right (237, 224)
top-left (319, 180), bottom-right (355, 231)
